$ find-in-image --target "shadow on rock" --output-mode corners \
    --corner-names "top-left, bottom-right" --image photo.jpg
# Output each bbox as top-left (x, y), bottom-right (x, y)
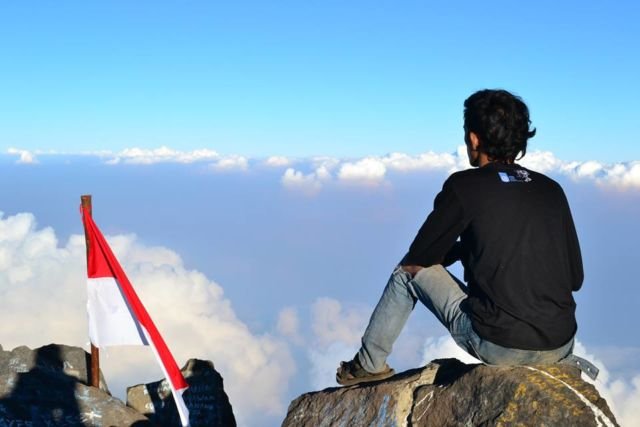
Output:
top-left (0, 345), bottom-right (82, 424)
top-left (0, 344), bottom-right (149, 426)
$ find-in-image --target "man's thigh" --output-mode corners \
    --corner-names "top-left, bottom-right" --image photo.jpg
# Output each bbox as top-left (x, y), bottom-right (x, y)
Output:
top-left (408, 265), bottom-right (469, 334)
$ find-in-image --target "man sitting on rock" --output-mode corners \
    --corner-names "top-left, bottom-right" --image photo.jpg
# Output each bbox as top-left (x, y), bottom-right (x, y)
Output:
top-left (337, 89), bottom-right (586, 386)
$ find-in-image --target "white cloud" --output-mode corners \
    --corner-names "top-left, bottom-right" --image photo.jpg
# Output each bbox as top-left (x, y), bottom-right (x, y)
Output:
top-left (277, 307), bottom-right (303, 345)
top-left (304, 298), bottom-right (371, 389)
top-left (285, 157), bottom-right (340, 192)
top-left (421, 335), bottom-right (480, 365)
top-left (328, 147), bottom-right (469, 186)
top-left (108, 147), bottom-right (220, 164)
top-left (519, 150), bottom-right (564, 173)
top-left (308, 146), bottom-right (467, 187)
top-left (7, 148), bottom-right (38, 164)
top-left (310, 156), bottom-right (341, 171)
top-left (105, 157), bottom-right (121, 165)
top-left (5, 144), bottom-right (640, 189)
top-left (311, 298), bottom-right (369, 347)
top-left (516, 151), bottom-right (640, 189)
top-left (573, 341), bottom-right (640, 427)
top-left (598, 161), bottom-right (640, 189)
top-left (330, 147), bottom-right (632, 190)
top-left (576, 161), bottom-right (604, 178)
top-left (606, 375), bottom-right (640, 427)
top-left (281, 165), bottom-right (332, 195)
top-left (374, 146), bottom-right (640, 190)
top-left (381, 151), bottom-right (458, 172)
top-left (264, 156), bottom-right (292, 167)
top-left (0, 211), bottom-right (293, 427)
top-left (308, 341), bottom-right (358, 391)
top-left (338, 157), bottom-right (387, 184)
top-left (211, 155), bottom-right (249, 171)
top-left (337, 147), bottom-right (640, 190)
top-left (98, 147), bottom-right (250, 171)
top-left (297, 147), bottom-right (467, 188)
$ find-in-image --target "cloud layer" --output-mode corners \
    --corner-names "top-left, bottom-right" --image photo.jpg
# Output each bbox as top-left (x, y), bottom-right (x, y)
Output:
top-left (105, 147), bottom-right (219, 164)
top-left (281, 146), bottom-right (640, 191)
top-left (7, 145), bottom-right (638, 190)
top-left (0, 211), bottom-right (293, 427)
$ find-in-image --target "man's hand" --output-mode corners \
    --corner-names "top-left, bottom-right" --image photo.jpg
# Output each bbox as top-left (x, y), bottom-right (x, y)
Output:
top-left (401, 265), bottom-right (424, 277)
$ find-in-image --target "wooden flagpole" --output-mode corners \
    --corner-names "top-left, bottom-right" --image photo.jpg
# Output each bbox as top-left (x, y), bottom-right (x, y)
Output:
top-left (81, 194), bottom-right (100, 388)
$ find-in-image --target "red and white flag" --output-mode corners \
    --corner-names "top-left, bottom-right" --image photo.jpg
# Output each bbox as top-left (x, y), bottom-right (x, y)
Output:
top-left (81, 206), bottom-right (190, 426)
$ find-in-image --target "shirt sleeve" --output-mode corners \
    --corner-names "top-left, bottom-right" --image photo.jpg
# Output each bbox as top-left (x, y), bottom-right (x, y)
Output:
top-left (561, 190), bottom-right (584, 291)
top-left (401, 178), bottom-right (467, 267)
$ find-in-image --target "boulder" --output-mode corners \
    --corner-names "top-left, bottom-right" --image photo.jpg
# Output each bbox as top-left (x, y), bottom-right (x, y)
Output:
top-left (0, 343), bottom-right (109, 394)
top-left (283, 358), bottom-right (618, 427)
top-left (0, 343), bottom-right (148, 426)
top-left (127, 358), bottom-right (236, 426)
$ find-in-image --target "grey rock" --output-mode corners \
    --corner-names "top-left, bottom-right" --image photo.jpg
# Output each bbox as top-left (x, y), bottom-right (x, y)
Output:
top-left (0, 343), bottom-right (108, 394)
top-left (283, 358), bottom-right (619, 427)
top-left (0, 343), bottom-right (148, 426)
top-left (127, 358), bottom-right (236, 427)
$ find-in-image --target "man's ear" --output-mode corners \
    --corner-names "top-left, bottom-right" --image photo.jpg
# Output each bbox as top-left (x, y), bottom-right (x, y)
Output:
top-left (469, 132), bottom-right (481, 151)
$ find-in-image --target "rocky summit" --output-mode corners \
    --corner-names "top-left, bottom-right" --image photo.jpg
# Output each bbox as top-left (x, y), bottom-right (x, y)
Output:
top-left (0, 343), bottom-right (147, 426)
top-left (282, 358), bottom-right (618, 427)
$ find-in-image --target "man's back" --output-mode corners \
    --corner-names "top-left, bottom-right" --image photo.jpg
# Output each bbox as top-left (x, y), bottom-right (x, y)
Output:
top-left (450, 162), bottom-right (582, 350)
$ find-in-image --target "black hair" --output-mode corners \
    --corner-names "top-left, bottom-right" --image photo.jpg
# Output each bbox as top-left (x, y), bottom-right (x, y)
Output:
top-left (463, 89), bottom-right (536, 162)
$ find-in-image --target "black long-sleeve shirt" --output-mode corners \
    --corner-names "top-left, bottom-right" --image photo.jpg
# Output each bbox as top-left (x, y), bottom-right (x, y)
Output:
top-left (402, 162), bottom-right (583, 350)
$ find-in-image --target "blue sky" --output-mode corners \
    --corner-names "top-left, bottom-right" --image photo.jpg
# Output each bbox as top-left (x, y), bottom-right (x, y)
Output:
top-left (1, 1), bottom-right (640, 426)
top-left (1, 1), bottom-right (639, 160)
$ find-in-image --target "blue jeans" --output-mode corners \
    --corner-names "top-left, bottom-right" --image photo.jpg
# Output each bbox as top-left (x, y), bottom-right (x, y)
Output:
top-left (357, 265), bottom-right (574, 373)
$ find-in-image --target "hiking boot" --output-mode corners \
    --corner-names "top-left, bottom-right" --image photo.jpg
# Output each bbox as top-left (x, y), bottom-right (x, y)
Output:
top-left (336, 355), bottom-right (395, 386)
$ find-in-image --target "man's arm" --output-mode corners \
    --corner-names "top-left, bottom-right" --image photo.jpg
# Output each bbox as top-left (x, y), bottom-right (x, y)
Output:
top-left (401, 179), bottom-right (467, 271)
top-left (402, 242), bottom-right (462, 276)
top-left (442, 241), bottom-right (462, 267)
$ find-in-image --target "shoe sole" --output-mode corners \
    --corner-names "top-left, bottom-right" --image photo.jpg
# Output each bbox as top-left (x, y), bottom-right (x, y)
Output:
top-left (336, 368), bottom-right (395, 386)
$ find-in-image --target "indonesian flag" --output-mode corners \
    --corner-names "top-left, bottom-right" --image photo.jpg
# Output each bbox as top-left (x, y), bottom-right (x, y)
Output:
top-left (81, 206), bottom-right (190, 427)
